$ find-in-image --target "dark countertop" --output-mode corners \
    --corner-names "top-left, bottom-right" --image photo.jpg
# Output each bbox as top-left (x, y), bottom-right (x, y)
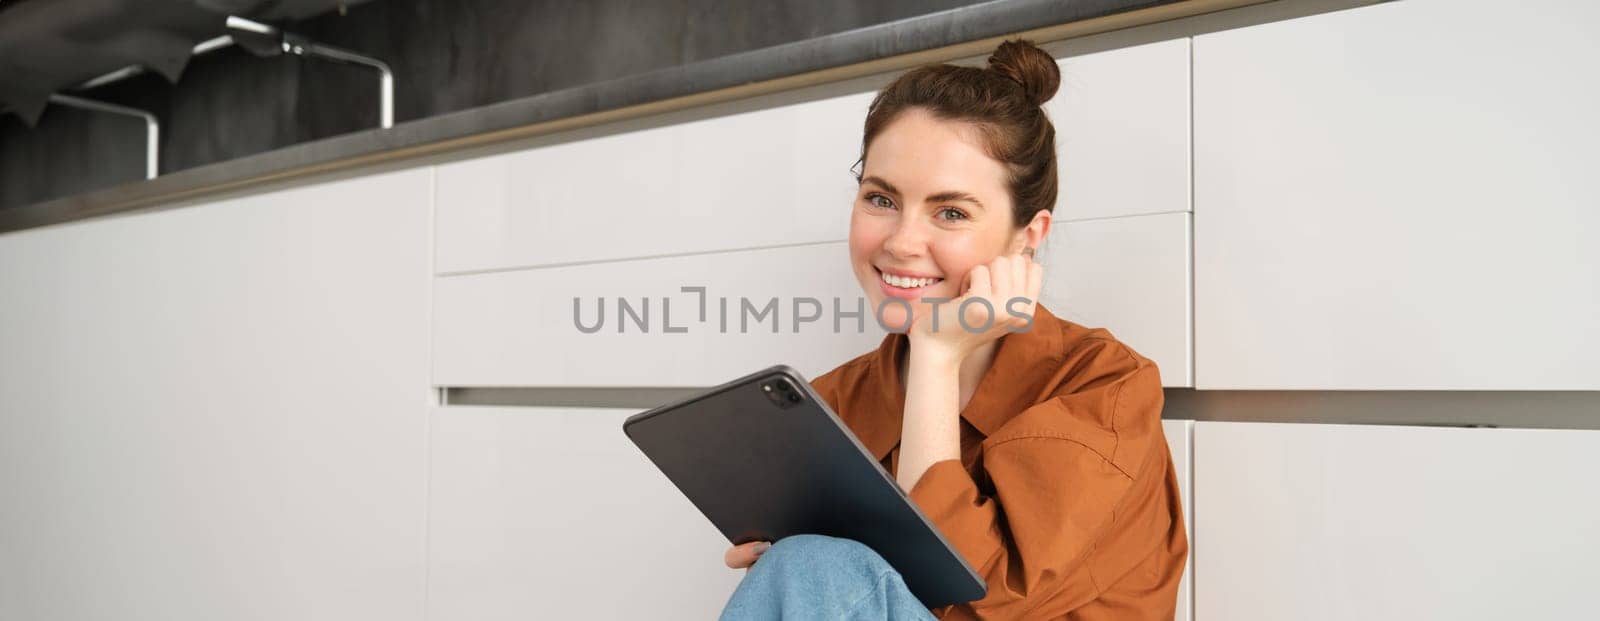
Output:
top-left (0, 0), bottom-right (1244, 234)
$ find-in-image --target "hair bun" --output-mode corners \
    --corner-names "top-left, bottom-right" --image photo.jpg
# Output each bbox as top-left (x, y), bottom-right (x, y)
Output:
top-left (986, 39), bottom-right (1061, 107)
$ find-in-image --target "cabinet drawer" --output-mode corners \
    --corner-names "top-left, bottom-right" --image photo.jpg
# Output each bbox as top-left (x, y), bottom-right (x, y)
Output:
top-left (435, 211), bottom-right (1193, 389)
top-left (1041, 212), bottom-right (1192, 386)
top-left (432, 242), bottom-right (886, 387)
top-left (433, 89), bottom-right (874, 275)
top-left (0, 168), bottom-right (433, 620)
top-left (1195, 421), bottom-right (1600, 620)
top-left (1052, 38), bottom-right (1190, 222)
top-left (1193, 0), bottom-right (1600, 389)
top-left (427, 406), bottom-right (743, 620)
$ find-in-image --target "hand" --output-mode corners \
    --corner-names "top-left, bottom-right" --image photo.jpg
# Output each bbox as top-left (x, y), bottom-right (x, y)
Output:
top-left (909, 251), bottom-right (1044, 362)
top-left (724, 540), bottom-right (772, 570)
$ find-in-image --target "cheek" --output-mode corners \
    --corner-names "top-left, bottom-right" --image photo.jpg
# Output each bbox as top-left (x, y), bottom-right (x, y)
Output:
top-left (848, 213), bottom-right (882, 302)
top-left (928, 234), bottom-right (991, 285)
top-left (848, 211), bottom-right (888, 260)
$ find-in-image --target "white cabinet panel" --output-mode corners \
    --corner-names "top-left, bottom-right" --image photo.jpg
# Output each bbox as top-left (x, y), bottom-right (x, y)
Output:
top-left (433, 120), bottom-right (684, 274)
top-left (432, 242), bottom-right (886, 387)
top-left (1162, 419), bottom-right (1194, 621)
top-left (1194, 0), bottom-right (1600, 389)
top-left (1052, 38), bottom-right (1190, 221)
top-left (1041, 212), bottom-right (1191, 386)
top-left (0, 169), bottom-right (432, 621)
top-left (1194, 421), bottom-right (1600, 621)
top-left (434, 89), bottom-right (874, 275)
top-left (427, 406), bottom-right (743, 620)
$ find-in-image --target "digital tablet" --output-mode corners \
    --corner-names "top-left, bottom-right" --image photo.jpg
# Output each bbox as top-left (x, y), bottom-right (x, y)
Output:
top-left (622, 364), bottom-right (987, 609)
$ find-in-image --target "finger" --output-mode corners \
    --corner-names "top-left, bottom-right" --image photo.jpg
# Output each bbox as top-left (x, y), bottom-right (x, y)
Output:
top-left (748, 541), bottom-right (772, 563)
top-left (989, 256), bottom-right (1013, 300)
top-left (730, 541), bottom-right (773, 569)
top-left (726, 542), bottom-right (757, 569)
top-left (966, 264), bottom-right (992, 298)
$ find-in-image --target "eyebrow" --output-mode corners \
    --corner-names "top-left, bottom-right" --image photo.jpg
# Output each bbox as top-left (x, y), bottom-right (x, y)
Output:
top-left (862, 175), bottom-right (987, 213)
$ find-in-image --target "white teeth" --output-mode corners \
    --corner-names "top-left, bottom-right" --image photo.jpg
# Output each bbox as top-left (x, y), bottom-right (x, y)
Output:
top-left (879, 270), bottom-right (940, 289)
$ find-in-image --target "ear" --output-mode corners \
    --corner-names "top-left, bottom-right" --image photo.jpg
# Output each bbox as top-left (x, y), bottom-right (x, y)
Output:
top-left (1008, 209), bottom-right (1053, 255)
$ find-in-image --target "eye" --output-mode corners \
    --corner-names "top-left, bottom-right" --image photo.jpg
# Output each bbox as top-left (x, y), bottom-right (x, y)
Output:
top-left (936, 207), bottom-right (969, 222)
top-left (865, 193), bottom-right (896, 210)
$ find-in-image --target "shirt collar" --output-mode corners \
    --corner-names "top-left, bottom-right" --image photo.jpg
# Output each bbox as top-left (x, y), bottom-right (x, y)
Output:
top-left (860, 303), bottom-right (1069, 462)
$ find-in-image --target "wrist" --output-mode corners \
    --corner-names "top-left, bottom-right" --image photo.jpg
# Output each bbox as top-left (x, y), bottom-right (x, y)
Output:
top-left (907, 338), bottom-right (965, 371)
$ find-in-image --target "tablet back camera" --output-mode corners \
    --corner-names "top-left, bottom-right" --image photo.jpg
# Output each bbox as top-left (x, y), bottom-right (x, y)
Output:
top-left (762, 377), bottom-right (805, 410)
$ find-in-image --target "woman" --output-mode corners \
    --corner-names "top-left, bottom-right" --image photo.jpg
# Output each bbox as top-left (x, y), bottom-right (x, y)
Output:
top-left (720, 39), bottom-right (1188, 620)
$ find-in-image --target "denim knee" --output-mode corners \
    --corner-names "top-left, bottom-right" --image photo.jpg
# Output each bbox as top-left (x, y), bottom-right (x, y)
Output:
top-left (760, 534), bottom-right (893, 575)
top-left (721, 534), bottom-right (933, 621)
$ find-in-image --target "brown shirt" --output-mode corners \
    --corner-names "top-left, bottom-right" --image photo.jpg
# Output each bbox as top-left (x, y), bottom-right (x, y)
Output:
top-left (810, 304), bottom-right (1188, 620)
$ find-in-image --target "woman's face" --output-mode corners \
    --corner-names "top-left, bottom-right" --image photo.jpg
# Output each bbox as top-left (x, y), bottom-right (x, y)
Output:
top-left (849, 107), bottom-right (1041, 330)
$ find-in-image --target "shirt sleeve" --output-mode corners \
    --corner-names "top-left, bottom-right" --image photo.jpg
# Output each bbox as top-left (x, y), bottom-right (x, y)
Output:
top-left (808, 361), bottom-right (851, 412)
top-left (907, 359), bottom-right (1168, 616)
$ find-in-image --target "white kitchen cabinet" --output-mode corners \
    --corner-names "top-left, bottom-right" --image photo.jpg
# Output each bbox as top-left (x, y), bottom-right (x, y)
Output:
top-left (426, 414), bottom-right (1194, 621)
top-left (1193, 0), bottom-right (1600, 389)
top-left (434, 34), bottom-right (1192, 277)
top-left (0, 168), bottom-right (432, 621)
top-left (1051, 38), bottom-right (1190, 222)
top-left (1194, 421), bottom-right (1600, 621)
top-left (426, 406), bottom-right (744, 620)
top-left (1041, 212), bottom-right (1192, 386)
top-left (433, 211), bottom-right (1191, 388)
top-left (432, 88), bottom-right (874, 275)
top-left (431, 242), bottom-right (886, 387)
top-left (1161, 419), bottom-right (1194, 621)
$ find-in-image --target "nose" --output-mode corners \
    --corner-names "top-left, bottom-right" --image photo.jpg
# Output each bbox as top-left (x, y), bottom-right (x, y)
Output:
top-left (882, 211), bottom-right (928, 259)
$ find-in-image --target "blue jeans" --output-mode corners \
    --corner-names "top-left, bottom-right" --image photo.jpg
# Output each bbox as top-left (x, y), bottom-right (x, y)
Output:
top-left (720, 534), bottom-right (938, 621)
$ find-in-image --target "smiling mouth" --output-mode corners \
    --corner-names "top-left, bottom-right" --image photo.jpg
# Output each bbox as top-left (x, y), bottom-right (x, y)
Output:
top-left (876, 267), bottom-right (944, 290)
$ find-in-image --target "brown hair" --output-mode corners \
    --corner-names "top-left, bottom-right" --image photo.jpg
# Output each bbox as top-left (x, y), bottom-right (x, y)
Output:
top-left (853, 39), bottom-right (1062, 228)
